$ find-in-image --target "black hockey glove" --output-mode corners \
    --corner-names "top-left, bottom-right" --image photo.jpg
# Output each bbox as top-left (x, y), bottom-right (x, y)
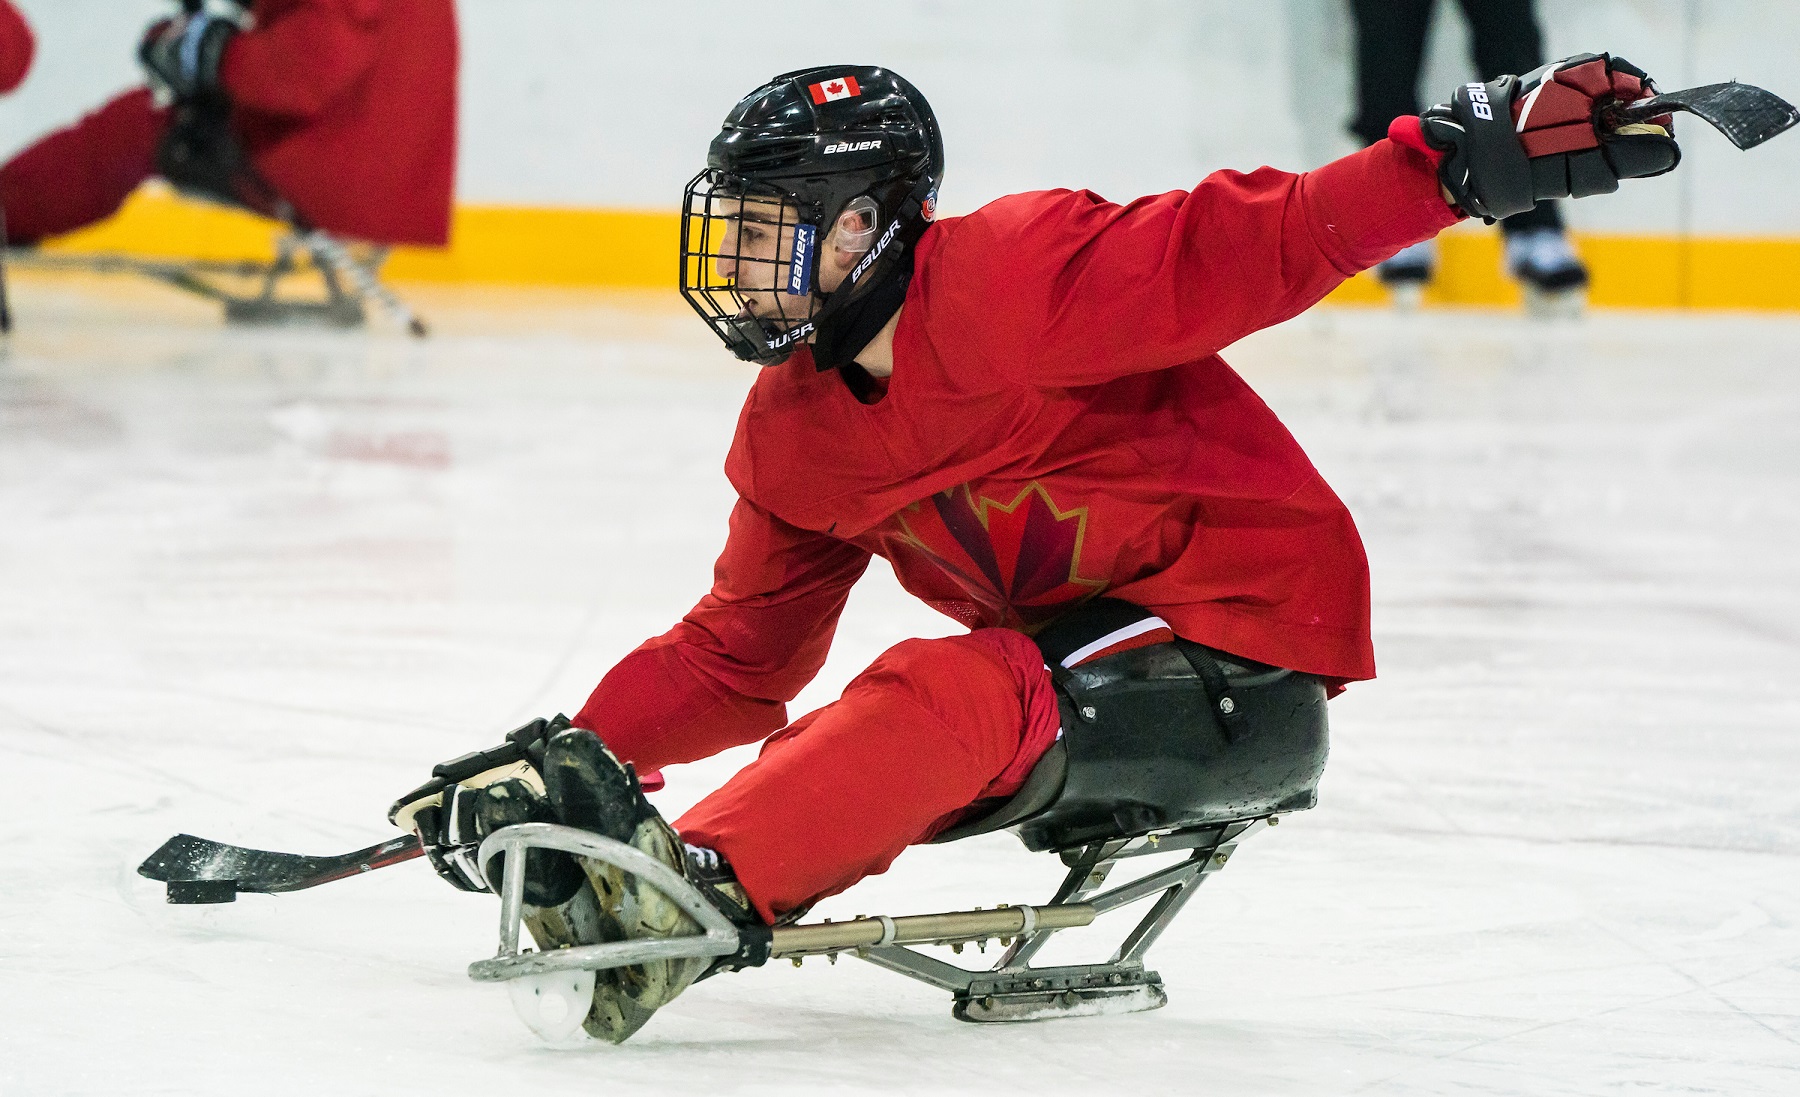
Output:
top-left (1421, 53), bottom-right (1681, 222)
top-left (389, 715), bottom-right (569, 893)
top-left (138, 12), bottom-right (238, 102)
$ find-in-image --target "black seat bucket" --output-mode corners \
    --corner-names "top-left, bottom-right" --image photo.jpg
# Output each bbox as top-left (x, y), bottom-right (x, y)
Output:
top-left (934, 643), bottom-right (1330, 852)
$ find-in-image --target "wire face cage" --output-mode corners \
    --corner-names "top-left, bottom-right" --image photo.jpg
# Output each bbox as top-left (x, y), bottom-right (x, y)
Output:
top-left (680, 170), bottom-right (821, 365)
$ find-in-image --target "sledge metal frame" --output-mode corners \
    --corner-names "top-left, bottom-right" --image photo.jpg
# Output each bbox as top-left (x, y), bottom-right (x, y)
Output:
top-left (0, 227), bottom-right (427, 337)
top-left (468, 815), bottom-right (1275, 1024)
top-left (843, 817), bottom-right (1270, 1021)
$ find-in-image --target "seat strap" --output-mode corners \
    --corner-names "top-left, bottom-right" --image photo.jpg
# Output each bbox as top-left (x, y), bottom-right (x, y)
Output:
top-left (1171, 638), bottom-right (1247, 740)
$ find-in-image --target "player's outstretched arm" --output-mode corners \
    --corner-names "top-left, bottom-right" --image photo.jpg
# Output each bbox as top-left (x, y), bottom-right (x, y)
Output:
top-left (1402, 53), bottom-right (1680, 223)
top-left (940, 136), bottom-right (1458, 388)
top-left (570, 498), bottom-right (872, 773)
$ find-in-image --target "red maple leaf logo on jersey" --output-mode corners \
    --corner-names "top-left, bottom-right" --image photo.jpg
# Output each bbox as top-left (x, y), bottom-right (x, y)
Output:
top-left (888, 481), bottom-right (1106, 632)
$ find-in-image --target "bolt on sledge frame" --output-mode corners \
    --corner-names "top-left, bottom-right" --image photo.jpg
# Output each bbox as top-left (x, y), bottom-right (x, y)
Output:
top-left (472, 641), bottom-right (1332, 1039)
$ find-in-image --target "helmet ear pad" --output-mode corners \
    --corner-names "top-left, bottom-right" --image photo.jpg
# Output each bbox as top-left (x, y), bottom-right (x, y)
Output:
top-left (817, 196), bottom-right (881, 292)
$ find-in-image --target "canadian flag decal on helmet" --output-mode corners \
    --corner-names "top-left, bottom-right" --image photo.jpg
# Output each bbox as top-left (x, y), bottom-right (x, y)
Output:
top-left (809, 76), bottom-right (862, 104)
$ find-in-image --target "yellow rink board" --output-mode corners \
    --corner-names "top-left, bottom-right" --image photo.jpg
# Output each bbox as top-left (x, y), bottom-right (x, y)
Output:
top-left (39, 188), bottom-right (1800, 310)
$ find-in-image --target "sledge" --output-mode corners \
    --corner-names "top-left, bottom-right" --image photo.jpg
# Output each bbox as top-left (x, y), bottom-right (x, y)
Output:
top-left (468, 644), bottom-right (1331, 1037)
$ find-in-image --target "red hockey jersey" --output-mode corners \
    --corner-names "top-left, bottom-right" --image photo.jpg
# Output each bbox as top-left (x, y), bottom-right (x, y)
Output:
top-left (222, 0), bottom-right (457, 246)
top-left (577, 139), bottom-right (1460, 773)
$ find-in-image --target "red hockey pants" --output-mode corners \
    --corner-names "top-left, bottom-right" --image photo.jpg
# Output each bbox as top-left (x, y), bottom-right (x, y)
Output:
top-left (0, 88), bottom-right (167, 245)
top-left (674, 630), bottom-right (1062, 924)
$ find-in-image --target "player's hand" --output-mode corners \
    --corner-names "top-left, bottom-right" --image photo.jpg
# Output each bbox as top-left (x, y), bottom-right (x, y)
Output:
top-left (1418, 53), bottom-right (1681, 222)
top-left (137, 12), bottom-right (237, 101)
top-left (389, 715), bottom-right (568, 892)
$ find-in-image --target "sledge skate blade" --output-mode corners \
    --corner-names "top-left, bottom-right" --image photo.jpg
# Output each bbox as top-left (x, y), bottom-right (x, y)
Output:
top-left (955, 980), bottom-right (1167, 1023)
top-left (224, 297), bottom-right (366, 329)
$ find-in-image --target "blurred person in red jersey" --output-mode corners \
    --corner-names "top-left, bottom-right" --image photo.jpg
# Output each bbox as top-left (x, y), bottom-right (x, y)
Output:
top-left (0, 0), bottom-right (456, 248)
top-left (0, 0), bottom-right (32, 94)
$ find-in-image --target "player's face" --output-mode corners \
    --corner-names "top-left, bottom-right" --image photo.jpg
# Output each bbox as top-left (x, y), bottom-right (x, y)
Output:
top-left (714, 196), bottom-right (810, 323)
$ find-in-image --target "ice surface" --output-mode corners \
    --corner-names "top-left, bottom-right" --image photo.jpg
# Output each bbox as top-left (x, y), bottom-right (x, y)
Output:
top-left (2, 275), bottom-right (1796, 1095)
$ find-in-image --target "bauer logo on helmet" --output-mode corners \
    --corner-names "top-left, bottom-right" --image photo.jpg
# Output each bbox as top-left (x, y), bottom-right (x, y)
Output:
top-left (786, 223), bottom-right (818, 296)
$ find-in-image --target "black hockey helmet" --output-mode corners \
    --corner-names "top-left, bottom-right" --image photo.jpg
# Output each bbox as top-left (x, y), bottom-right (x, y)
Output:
top-left (680, 66), bottom-right (944, 368)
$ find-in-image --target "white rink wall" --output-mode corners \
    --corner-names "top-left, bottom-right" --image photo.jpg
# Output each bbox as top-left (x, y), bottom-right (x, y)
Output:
top-left (3, 0), bottom-right (1798, 233)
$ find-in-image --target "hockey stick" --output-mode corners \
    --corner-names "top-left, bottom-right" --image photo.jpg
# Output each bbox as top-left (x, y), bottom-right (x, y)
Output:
top-left (138, 832), bottom-right (423, 904)
top-left (1605, 81), bottom-right (1798, 150)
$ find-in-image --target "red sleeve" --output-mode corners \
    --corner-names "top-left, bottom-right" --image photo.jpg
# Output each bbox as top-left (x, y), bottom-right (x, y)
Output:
top-left (218, 0), bottom-right (382, 119)
top-left (934, 139), bottom-right (1461, 388)
top-left (573, 498), bottom-right (872, 772)
top-left (0, 0), bottom-right (34, 95)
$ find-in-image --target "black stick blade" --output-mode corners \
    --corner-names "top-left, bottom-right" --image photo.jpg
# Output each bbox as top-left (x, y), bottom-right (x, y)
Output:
top-left (1613, 81), bottom-right (1800, 150)
top-left (138, 832), bottom-right (424, 895)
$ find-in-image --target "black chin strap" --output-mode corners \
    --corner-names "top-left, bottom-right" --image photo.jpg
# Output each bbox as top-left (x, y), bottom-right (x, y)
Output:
top-left (810, 263), bottom-right (912, 372)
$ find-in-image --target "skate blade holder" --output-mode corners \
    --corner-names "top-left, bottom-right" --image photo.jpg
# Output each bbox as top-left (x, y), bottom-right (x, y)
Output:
top-left (468, 823), bottom-right (741, 1041)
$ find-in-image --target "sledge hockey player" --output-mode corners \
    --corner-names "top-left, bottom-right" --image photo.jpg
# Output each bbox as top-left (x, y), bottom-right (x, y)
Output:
top-left (391, 59), bottom-right (1679, 1042)
top-left (0, 0), bottom-right (455, 248)
top-left (0, 0), bottom-right (32, 96)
